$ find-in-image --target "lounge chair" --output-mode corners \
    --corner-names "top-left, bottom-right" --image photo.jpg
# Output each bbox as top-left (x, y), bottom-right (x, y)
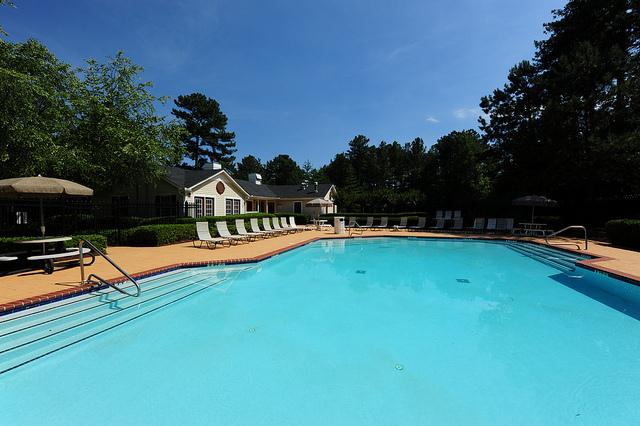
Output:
top-left (430, 218), bottom-right (445, 230)
top-left (263, 217), bottom-right (285, 235)
top-left (251, 218), bottom-right (276, 237)
top-left (215, 221), bottom-right (249, 244)
top-left (272, 217), bottom-right (293, 234)
top-left (444, 210), bottom-right (452, 220)
top-left (468, 218), bottom-right (485, 232)
top-left (235, 219), bottom-right (263, 240)
top-left (193, 221), bottom-right (230, 249)
top-left (434, 210), bottom-right (443, 219)
top-left (363, 217), bottom-right (374, 229)
top-left (371, 216), bottom-right (388, 230)
top-left (345, 217), bottom-right (357, 228)
top-left (497, 218), bottom-right (514, 233)
top-left (393, 216), bottom-right (408, 231)
top-left (486, 218), bottom-right (497, 232)
top-left (289, 216), bottom-right (312, 231)
top-left (408, 217), bottom-right (427, 231)
top-left (453, 210), bottom-right (462, 218)
top-left (280, 217), bottom-right (301, 233)
top-left (452, 218), bottom-right (464, 230)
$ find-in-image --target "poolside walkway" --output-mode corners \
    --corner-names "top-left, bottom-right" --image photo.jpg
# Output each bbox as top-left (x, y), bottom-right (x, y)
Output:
top-left (1, 229), bottom-right (639, 313)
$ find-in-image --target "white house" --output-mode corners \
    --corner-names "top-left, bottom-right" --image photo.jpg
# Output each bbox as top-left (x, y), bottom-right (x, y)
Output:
top-left (102, 163), bottom-right (337, 217)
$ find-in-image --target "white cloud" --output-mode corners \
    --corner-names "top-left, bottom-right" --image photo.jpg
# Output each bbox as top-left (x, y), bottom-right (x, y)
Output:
top-left (425, 116), bottom-right (440, 123)
top-left (453, 107), bottom-right (487, 121)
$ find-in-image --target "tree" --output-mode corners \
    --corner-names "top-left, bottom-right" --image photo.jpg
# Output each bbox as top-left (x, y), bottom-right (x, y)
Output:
top-left (480, 0), bottom-right (640, 202)
top-left (70, 51), bottom-right (184, 190)
top-left (425, 130), bottom-right (490, 208)
top-left (0, 39), bottom-right (79, 178)
top-left (263, 154), bottom-right (304, 185)
top-left (171, 92), bottom-right (236, 169)
top-left (235, 155), bottom-right (264, 180)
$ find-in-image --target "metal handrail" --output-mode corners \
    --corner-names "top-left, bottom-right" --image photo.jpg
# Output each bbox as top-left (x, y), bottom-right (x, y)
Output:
top-left (348, 221), bottom-right (364, 237)
top-left (544, 225), bottom-right (588, 250)
top-left (79, 239), bottom-right (141, 297)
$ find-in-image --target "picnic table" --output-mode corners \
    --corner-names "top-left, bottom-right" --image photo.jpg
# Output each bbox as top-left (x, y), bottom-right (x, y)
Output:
top-left (16, 237), bottom-right (93, 274)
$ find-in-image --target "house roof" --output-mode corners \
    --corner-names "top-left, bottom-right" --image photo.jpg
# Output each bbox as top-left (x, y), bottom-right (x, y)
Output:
top-left (236, 180), bottom-right (334, 199)
top-left (164, 166), bottom-right (224, 189)
top-left (163, 166), bottom-right (335, 199)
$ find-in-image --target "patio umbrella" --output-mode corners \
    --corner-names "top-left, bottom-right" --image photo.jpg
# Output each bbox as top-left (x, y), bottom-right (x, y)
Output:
top-left (306, 198), bottom-right (334, 219)
top-left (512, 195), bottom-right (557, 223)
top-left (0, 175), bottom-right (93, 236)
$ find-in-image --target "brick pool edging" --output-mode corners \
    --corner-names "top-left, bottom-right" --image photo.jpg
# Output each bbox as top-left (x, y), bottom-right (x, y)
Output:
top-left (1, 234), bottom-right (639, 316)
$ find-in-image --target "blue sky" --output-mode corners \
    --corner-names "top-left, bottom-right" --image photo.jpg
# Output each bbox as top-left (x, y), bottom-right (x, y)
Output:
top-left (2, 0), bottom-right (566, 167)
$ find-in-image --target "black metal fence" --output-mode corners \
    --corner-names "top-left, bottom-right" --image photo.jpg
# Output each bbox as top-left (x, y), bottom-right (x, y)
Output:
top-left (0, 198), bottom-right (198, 239)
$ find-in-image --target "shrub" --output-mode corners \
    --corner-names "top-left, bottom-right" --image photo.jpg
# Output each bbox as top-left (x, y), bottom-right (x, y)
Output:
top-left (120, 224), bottom-right (196, 247)
top-left (605, 219), bottom-right (640, 249)
top-left (66, 234), bottom-right (108, 253)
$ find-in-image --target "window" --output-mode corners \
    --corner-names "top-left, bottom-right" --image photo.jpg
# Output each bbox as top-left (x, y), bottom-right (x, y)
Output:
top-left (246, 201), bottom-right (253, 212)
top-left (293, 201), bottom-right (302, 214)
top-left (225, 198), bottom-right (241, 215)
top-left (205, 198), bottom-right (214, 216)
top-left (194, 197), bottom-right (204, 217)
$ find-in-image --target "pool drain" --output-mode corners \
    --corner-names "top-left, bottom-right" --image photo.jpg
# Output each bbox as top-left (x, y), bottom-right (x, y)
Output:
top-left (456, 278), bottom-right (470, 283)
top-left (356, 270), bottom-right (367, 274)
top-left (248, 327), bottom-right (256, 333)
top-left (395, 363), bottom-right (404, 371)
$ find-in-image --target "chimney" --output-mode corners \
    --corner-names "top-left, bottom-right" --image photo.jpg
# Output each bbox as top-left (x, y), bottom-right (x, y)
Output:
top-left (300, 180), bottom-right (308, 190)
top-left (203, 162), bottom-right (222, 170)
top-left (314, 181), bottom-right (318, 192)
top-left (249, 173), bottom-right (262, 185)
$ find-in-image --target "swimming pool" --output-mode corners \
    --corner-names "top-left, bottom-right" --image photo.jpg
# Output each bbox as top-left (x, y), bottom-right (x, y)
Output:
top-left (1, 238), bottom-right (639, 425)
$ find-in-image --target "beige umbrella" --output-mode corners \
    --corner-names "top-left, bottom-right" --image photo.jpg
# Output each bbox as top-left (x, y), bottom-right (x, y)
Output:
top-left (0, 175), bottom-right (93, 236)
top-left (306, 198), bottom-right (334, 219)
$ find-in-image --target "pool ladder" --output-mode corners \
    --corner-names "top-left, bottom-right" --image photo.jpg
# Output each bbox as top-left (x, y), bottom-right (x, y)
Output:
top-left (78, 239), bottom-right (141, 297)
top-left (348, 222), bottom-right (364, 237)
top-left (544, 225), bottom-right (588, 250)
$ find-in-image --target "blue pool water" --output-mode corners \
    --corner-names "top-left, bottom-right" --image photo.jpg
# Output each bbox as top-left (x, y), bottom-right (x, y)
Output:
top-left (1, 238), bottom-right (640, 425)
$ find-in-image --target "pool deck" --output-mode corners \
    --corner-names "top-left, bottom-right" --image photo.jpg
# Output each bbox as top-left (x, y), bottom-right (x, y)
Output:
top-left (1, 229), bottom-right (639, 314)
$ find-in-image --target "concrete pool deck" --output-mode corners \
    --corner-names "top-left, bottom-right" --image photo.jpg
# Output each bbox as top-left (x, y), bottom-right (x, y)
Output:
top-left (1, 229), bottom-right (639, 314)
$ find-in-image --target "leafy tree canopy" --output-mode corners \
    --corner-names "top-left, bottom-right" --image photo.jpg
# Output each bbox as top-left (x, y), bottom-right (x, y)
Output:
top-left (172, 92), bottom-right (236, 169)
top-left (264, 154), bottom-right (304, 185)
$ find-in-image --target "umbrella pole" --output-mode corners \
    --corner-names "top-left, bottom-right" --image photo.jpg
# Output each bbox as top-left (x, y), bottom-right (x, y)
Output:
top-left (531, 206), bottom-right (535, 223)
top-left (39, 198), bottom-right (45, 237)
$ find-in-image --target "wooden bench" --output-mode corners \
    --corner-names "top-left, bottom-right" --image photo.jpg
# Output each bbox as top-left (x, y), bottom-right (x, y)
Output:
top-left (28, 248), bottom-right (95, 274)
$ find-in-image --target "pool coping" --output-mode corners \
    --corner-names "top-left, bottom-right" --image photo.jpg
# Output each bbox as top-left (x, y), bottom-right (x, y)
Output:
top-left (1, 234), bottom-right (638, 316)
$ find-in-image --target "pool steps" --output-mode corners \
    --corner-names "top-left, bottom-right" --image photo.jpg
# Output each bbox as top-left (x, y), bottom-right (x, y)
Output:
top-left (505, 241), bottom-right (588, 272)
top-left (0, 266), bottom-right (252, 374)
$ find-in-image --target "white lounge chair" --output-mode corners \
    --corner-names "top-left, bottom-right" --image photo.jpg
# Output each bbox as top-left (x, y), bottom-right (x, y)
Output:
top-left (444, 211), bottom-right (453, 220)
top-left (453, 210), bottom-right (462, 218)
top-left (280, 217), bottom-right (301, 233)
top-left (272, 217), bottom-right (293, 234)
top-left (345, 217), bottom-right (357, 228)
top-left (408, 217), bottom-right (427, 230)
top-left (235, 219), bottom-right (263, 240)
top-left (430, 218), bottom-right (445, 230)
top-left (371, 216), bottom-right (388, 230)
top-left (497, 218), bottom-right (514, 233)
top-left (434, 210), bottom-right (443, 219)
top-left (193, 222), bottom-right (230, 249)
top-left (251, 218), bottom-right (276, 237)
top-left (263, 217), bottom-right (285, 235)
top-left (363, 217), bottom-right (374, 229)
top-left (468, 218), bottom-right (485, 232)
top-left (486, 218), bottom-right (497, 232)
top-left (393, 216), bottom-right (408, 231)
top-left (452, 218), bottom-right (464, 230)
top-left (289, 216), bottom-right (312, 231)
top-left (215, 221), bottom-right (249, 244)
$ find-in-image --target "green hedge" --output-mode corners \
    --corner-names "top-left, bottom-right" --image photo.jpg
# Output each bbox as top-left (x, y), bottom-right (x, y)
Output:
top-left (115, 224), bottom-right (196, 247)
top-left (605, 219), bottom-right (640, 249)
